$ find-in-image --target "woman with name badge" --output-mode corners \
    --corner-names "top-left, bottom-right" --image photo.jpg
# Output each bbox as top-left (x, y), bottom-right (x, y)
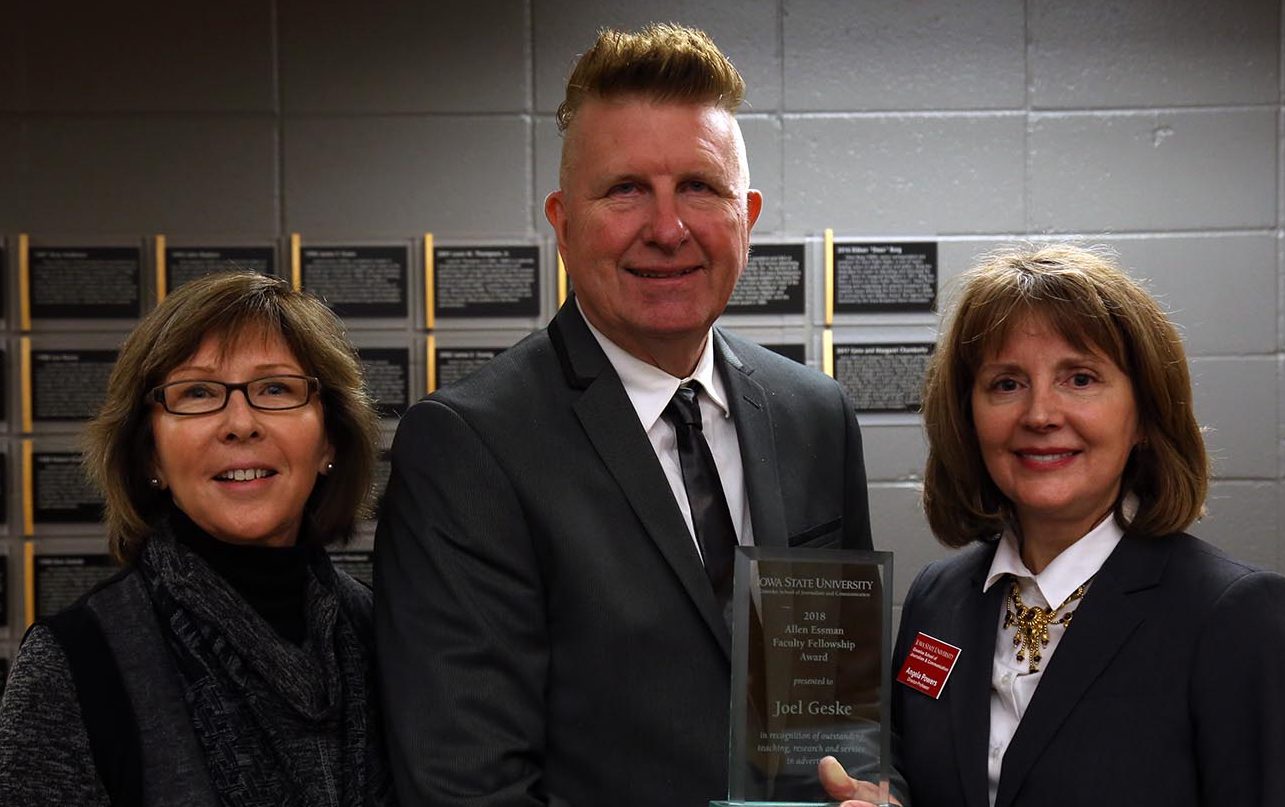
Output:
top-left (823, 244), bottom-right (1285, 807)
top-left (0, 272), bottom-right (392, 806)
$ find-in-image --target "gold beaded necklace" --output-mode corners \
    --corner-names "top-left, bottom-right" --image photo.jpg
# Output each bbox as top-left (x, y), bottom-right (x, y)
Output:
top-left (1003, 579), bottom-right (1088, 674)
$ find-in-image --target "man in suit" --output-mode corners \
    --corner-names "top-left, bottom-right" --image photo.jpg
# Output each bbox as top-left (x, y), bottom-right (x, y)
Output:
top-left (375, 23), bottom-right (873, 807)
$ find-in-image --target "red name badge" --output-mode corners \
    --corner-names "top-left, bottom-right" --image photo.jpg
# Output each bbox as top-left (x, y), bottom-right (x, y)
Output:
top-left (896, 632), bottom-right (962, 699)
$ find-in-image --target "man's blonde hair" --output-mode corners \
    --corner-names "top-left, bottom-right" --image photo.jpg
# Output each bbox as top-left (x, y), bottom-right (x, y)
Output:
top-left (556, 23), bottom-right (744, 133)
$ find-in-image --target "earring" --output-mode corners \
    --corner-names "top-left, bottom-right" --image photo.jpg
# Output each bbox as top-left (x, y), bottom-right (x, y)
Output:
top-left (149, 477), bottom-right (162, 489)
top-left (325, 462), bottom-right (335, 474)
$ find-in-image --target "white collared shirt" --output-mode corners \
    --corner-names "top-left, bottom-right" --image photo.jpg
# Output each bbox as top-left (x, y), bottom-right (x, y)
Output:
top-left (580, 308), bottom-right (753, 556)
top-left (980, 511), bottom-right (1126, 807)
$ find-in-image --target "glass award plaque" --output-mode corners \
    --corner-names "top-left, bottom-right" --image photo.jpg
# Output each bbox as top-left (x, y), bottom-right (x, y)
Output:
top-left (712, 547), bottom-right (893, 807)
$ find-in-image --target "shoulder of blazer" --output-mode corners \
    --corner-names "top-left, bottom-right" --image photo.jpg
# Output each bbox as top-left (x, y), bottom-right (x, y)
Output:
top-left (1135, 531), bottom-right (1276, 598)
top-left (714, 327), bottom-right (832, 386)
top-left (910, 541), bottom-right (999, 600)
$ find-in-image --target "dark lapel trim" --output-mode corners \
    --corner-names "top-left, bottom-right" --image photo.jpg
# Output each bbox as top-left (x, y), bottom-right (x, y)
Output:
top-left (551, 301), bottom-right (731, 657)
top-left (994, 534), bottom-right (1169, 807)
top-left (949, 543), bottom-right (1006, 807)
top-left (714, 330), bottom-right (788, 548)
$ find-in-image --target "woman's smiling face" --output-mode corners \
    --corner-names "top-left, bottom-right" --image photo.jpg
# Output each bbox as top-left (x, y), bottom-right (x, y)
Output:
top-left (150, 327), bottom-right (333, 546)
top-left (971, 312), bottom-right (1142, 548)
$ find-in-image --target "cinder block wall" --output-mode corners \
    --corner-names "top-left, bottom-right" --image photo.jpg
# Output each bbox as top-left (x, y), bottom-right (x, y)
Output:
top-left (2, 1), bottom-right (1280, 620)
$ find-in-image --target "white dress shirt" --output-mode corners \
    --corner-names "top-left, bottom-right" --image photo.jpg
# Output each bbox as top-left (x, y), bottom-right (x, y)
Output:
top-left (980, 511), bottom-right (1126, 807)
top-left (581, 310), bottom-right (753, 556)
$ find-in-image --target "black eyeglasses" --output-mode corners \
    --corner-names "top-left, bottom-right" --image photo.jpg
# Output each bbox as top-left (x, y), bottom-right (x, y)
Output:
top-left (149, 374), bottom-right (321, 415)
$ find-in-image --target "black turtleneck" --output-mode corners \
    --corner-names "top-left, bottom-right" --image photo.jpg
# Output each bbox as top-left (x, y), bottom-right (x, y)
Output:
top-left (169, 505), bottom-right (311, 645)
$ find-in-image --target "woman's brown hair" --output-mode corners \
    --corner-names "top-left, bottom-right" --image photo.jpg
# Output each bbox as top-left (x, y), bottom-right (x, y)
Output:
top-left (921, 244), bottom-right (1208, 547)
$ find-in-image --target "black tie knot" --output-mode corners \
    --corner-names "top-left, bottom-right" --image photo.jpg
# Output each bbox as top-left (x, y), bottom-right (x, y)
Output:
top-left (664, 384), bottom-right (703, 430)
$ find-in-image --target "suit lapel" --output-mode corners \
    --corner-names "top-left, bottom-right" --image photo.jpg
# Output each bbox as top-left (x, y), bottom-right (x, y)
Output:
top-left (550, 302), bottom-right (731, 656)
top-left (994, 536), bottom-right (1166, 807)
top-left (714, 331), bottom-right (788, 548)
top-left (949, 548), bottom-right (1005, 807)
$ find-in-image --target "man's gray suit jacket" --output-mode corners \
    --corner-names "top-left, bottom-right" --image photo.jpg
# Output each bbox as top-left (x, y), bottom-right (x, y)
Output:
top-left (375, 300), bottom-right (873, 807)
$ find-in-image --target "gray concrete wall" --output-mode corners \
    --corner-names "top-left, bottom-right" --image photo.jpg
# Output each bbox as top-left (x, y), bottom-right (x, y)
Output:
top-left (0, 0), bottom-right (1280, 634)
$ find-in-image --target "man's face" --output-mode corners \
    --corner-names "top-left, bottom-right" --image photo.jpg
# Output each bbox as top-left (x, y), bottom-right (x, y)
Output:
top-left (545, 97), bottom-right (762, 371)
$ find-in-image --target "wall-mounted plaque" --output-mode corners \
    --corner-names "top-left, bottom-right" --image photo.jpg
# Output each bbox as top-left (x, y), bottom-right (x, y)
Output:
top-left (0, 553), bottom-right (7, 628)
top-left (32, 452), bottom-right (104, 524)
top-left (373, 449), bottom-right (392, 513)
top-left (31, 350), bottom-right (117, 422)
top-left (0, 452), bottom-right (8, 526)
top-left (165, 246), bottom-right (275, 294)
top-left (832, 242), bottom-right (937, 314)
top-left (33, 553), bottom-right (116, 619)
top-left (357, 347), bottom-right (411, 418)
top-left (431, 346), bottom-right (505, 392)
top-left (301, 245), bottom-right (409, 319)
top-left (728, 243), bottom-right (806, 315)
top-left (763, 343), bottom-right (807, 364)
top-left (329, 550), bottom-right (374, 587)
top-left (0, 242), bottom-right (7, 318)
top-left (831, 343), bottom-right (933, 413)
top-left (29, 246), bottom-right (142, 319)
top-left (433, 245), bottom-right (540, 319)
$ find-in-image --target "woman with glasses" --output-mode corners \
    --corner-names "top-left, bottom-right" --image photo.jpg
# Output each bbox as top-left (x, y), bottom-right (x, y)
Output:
top-left (0, 272), bottom-right (392, 806)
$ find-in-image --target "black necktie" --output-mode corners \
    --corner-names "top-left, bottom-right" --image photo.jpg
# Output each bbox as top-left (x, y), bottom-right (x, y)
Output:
top-left (662, 383), bottom-right (738, 603)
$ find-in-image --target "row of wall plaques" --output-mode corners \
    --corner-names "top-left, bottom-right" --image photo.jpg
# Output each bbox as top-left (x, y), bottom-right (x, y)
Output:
top-left (0, 229), bottom-right (943, 661)
top-left (2, 234), bottom-right (939, 328)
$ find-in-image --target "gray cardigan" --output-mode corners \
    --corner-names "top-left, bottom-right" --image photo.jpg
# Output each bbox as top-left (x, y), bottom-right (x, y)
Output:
top-left (0, 521), bottom-right (384, 807)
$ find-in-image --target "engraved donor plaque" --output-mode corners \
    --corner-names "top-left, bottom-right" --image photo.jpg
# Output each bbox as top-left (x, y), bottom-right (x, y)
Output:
top-left (714, 547), bottom-right (892, 807)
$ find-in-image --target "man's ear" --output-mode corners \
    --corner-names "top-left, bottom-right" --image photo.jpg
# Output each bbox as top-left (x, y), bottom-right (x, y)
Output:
top-left (746, 189), bottom-right (764, 231)
top-left (545, 191), bottom-right (568, 251)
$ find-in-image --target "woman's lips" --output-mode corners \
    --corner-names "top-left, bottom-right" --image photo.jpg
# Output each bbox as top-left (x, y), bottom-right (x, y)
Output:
top-left (1014, 449), bottom-right (1080, 469)
top-left (213, 467), bottom-right (277, 482)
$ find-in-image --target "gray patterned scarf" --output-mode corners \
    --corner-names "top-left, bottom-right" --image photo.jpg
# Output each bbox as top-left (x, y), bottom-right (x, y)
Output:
top-left (139, 524), bottom-right (394, 807)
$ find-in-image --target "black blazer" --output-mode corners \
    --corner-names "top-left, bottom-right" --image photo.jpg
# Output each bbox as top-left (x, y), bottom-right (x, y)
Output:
top-left (893, 532), bottom-right (1285, 807)
top-left (374, 301), bottom-right (873, 807)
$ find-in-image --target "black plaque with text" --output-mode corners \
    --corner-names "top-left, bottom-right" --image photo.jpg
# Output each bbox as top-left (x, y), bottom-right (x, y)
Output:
top-left (29, 247), bottom-right (142, 319)
top-left (166, 246), bottom-right (275, 292)
top-left (832, 343), bottom-right (933, 413)
top-left (729, 244), bottom-right (806, 315)
top-left (302, 246), bottom-right (409, 318)
top-left (0, 243), bottom-right (6, 317)
top-left (369, 449), bottom-right (393, 517)
top-left (32, 452), bottom-right (105, 523)
top-left (0, 553), bottom-right (7, 627)
top-left (434, 245), bottom-right (540, 318)
top-left (33, 554), bottom-right (117, 619)
top-left (0, 452), bottom-right (7, 525)
top-left (434, 347), bottom-right (505, 391)
top-left (357, 347), bottom-right (411, 418)
top-left (32, 350), bottom-right (117, 422)
top-left (330, 550), bottom-right (374, 587)
top-left (833, 242), bottom-right (937, 314)
top-left (763, 344), bottom-right (807, 364)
